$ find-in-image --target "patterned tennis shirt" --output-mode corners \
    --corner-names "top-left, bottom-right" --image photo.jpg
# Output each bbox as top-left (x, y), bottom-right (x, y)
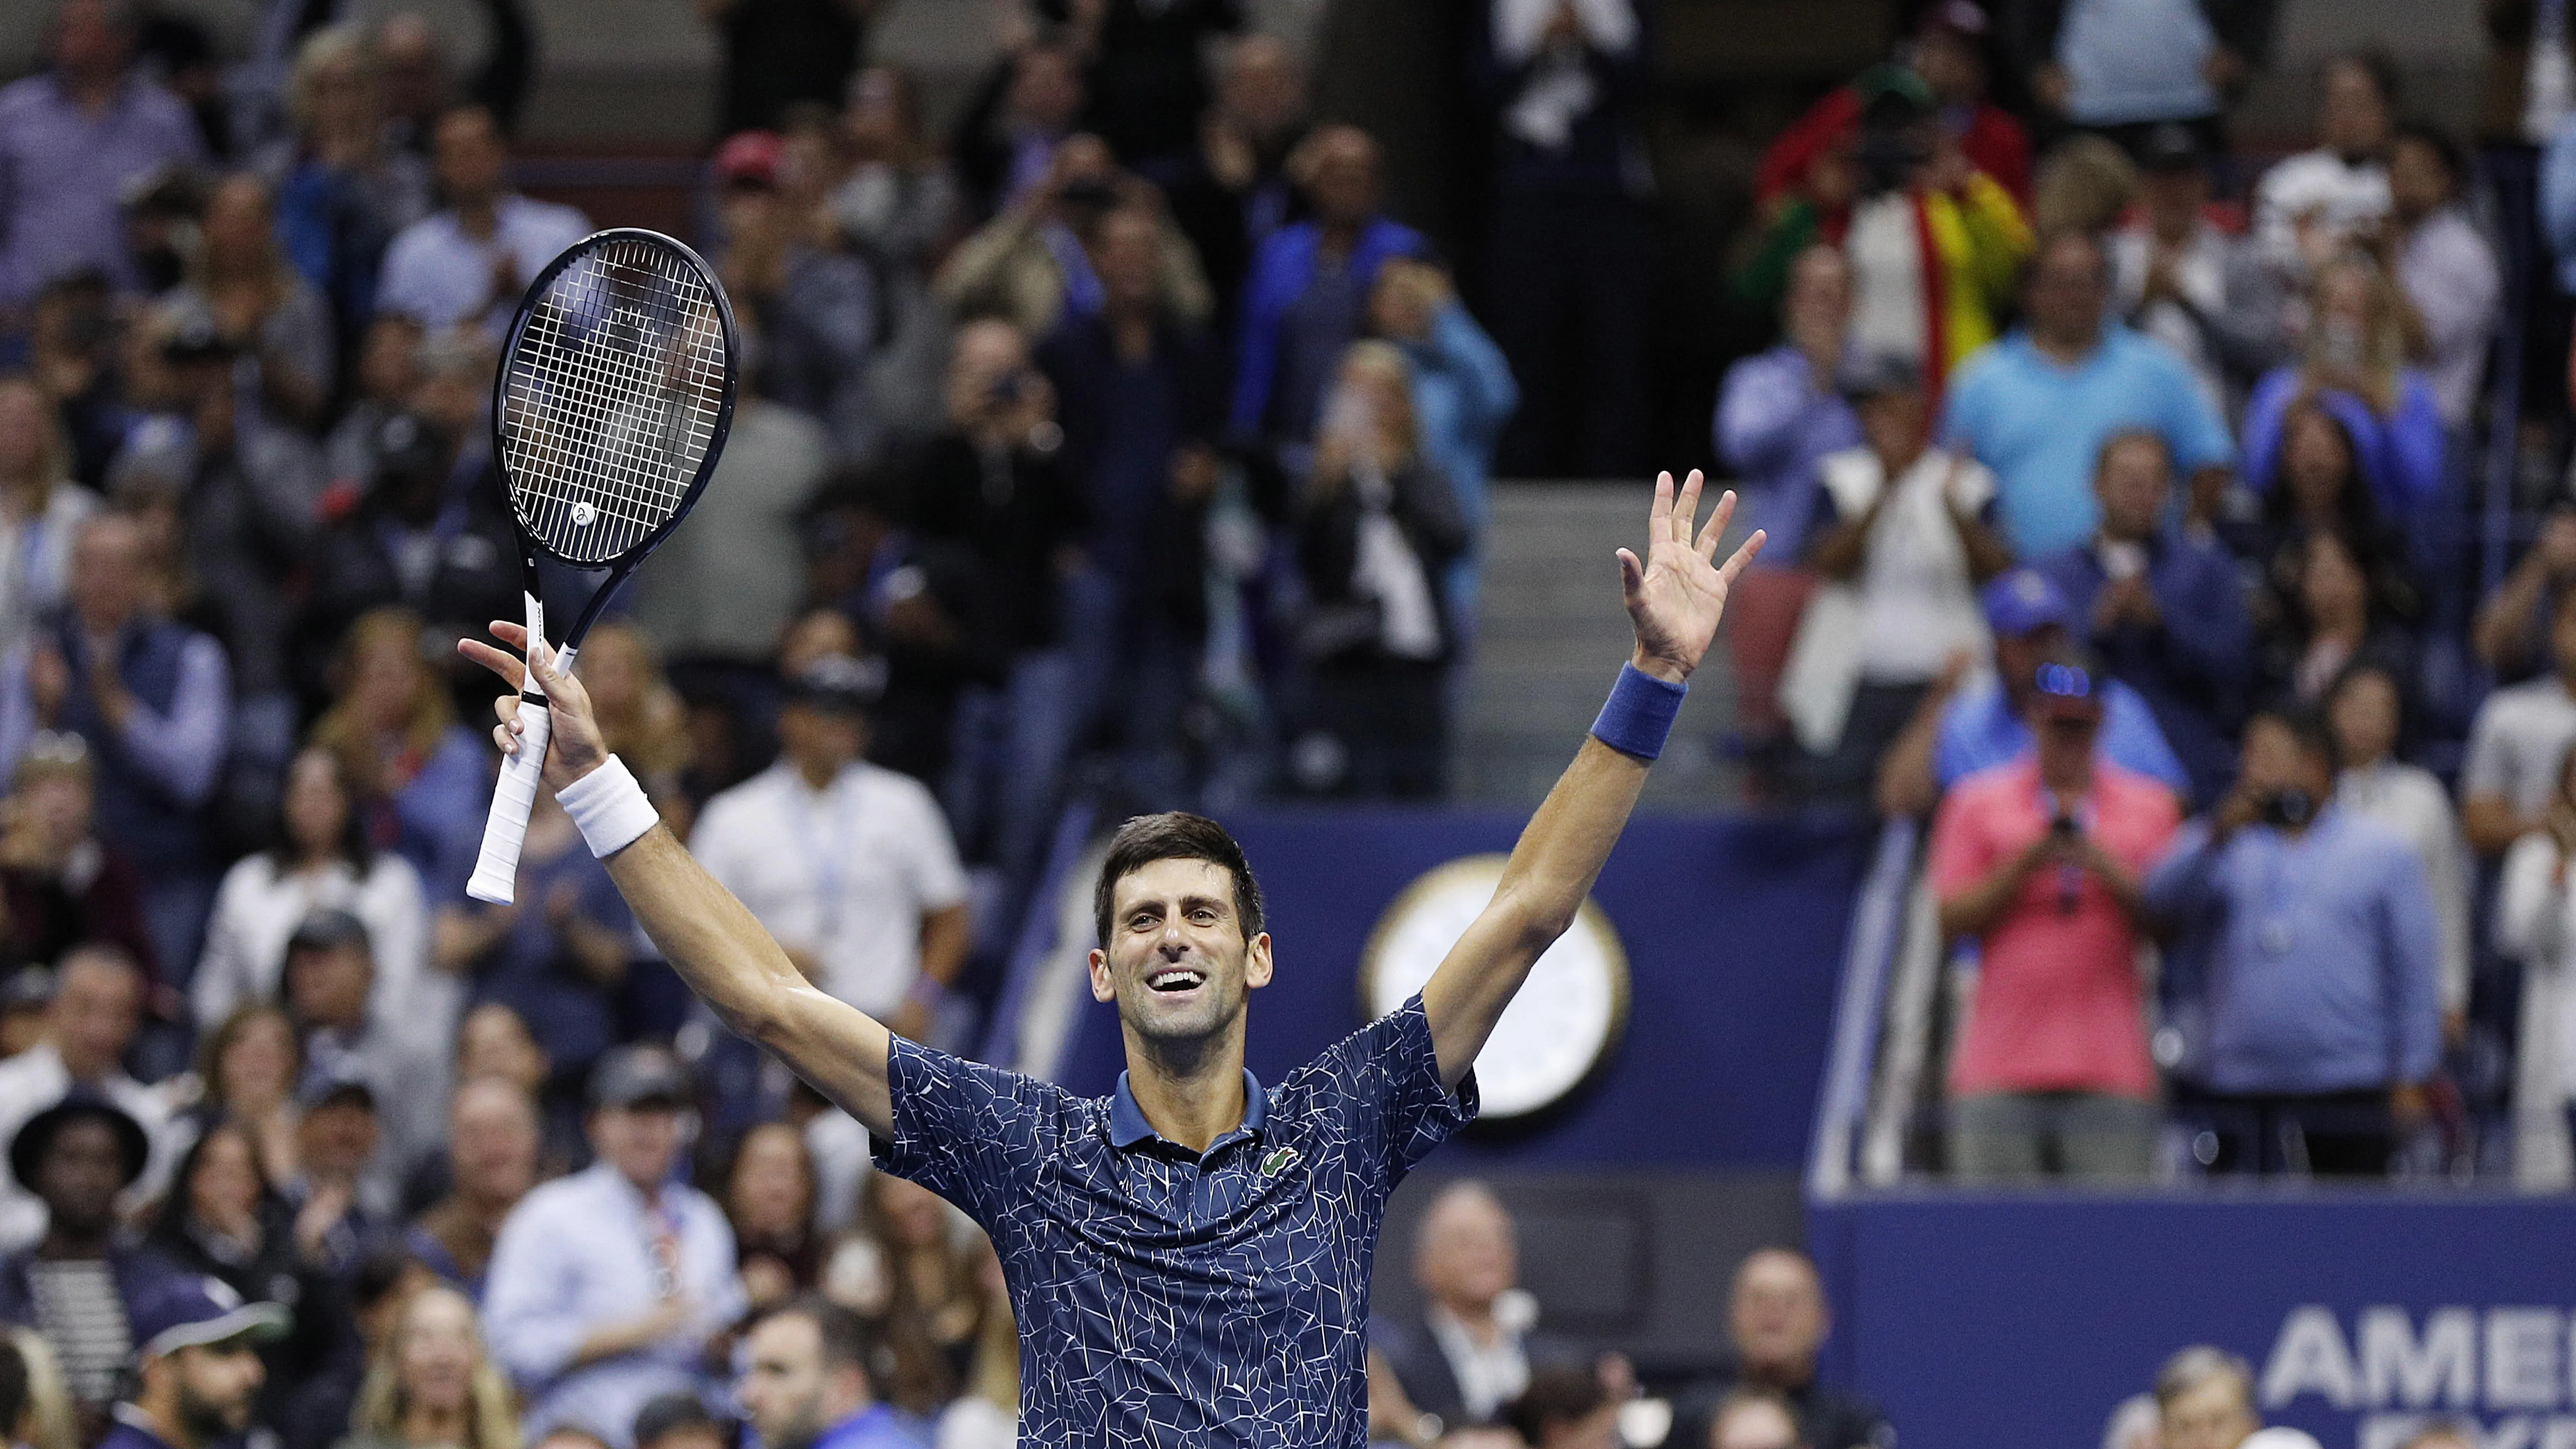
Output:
top-left (872, 994), bottom-right (1477, 1447)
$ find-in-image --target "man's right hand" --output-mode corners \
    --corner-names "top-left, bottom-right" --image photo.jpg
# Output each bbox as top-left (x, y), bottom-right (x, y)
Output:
top-left (459, 621), bottom-right (611, 794)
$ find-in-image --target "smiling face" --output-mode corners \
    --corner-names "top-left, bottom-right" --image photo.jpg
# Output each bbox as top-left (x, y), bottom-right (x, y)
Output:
top-left (1088, 857), bottom-right (1273, 1050)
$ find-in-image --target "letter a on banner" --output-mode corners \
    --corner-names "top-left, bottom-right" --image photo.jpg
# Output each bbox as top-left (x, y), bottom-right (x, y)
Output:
top-left (2263, 1307), bottom-right (2361, 1410)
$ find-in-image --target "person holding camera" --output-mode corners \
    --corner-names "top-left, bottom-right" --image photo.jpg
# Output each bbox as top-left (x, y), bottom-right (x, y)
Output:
top-left (1928, 651), bottom-right (2180, 1182)
top-left (2144, 701), bottom-right (2441, 1177)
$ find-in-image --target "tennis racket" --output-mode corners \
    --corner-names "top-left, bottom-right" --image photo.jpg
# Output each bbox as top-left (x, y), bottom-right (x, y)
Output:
top-left (463, 228), bottom-right (740, 905)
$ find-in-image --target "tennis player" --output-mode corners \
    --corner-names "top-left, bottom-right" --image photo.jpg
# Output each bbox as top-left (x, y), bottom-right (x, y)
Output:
top-left (461, 470), bottom-right (1762, 1446)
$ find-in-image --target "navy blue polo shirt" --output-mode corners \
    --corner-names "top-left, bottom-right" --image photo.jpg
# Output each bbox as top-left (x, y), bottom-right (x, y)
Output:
top-left (872, 994), bottom-right (1477, 1447)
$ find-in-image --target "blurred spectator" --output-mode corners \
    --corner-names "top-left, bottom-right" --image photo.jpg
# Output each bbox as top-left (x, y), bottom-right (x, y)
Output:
top-left (719, 1125), bottom-right (817, 1315)
top-left (284, 910), bottom-right (443, 1189)
top-left (2462, 588), bottom-right (2576, 858)
top-left (2382, 123), bottom-right (2500, 432)
top-left (634, 393), bottom-right (828, 668)
top-left (2020, 0), bottom-right (2255, 147)
top-left (324, 315), bottom-right (428, 491)
top-left (1503, 1362), bottom-right (1616, 1449)
top-left (310, 610), bottom-right (497, 903)
top-left (2255, 529), bottom-right (2415, 707)
top-left (630, 1393), bottom-right (724, 1449)
top-left (377, 105), bottom-right (590, 336)
top-left (1371, 258), bottom-right (1517, 643)
top-left (483, 1046), bottom-right (744, 1449)
top-left (0, 975), bottom-right (51, 1062)
top-left (1471, 0), bottom-right (1649, 477)
top-left (270, 1247), bottom-right (428, 1449)
top-left (1709, 1388), bottom-right (1807, 1449)
top-left (2108, 123), bottom-right (2287, 422)
top-left (376, 5), bottom-right (535, 149)
top-left (452, 1002), bottom-right (581, 1180)
top-left (0, 1095), bottom-right (182, 1423)
top-left (338, 1282), bottom-right (522, 1449)
top-left (0, 508), bottom-right (230, 982)
top-left (8, 1326), bottom-right (74, 1449)
top-left (734, 1296), bottom-right (917, 1449)
top-left (1874, 568), bottom-right (2190, 818)
top-left (2475, 507), bottom-right (2576, 681)
top-left (2155, 1347), bottom-right (2259, 1449)
top-left (827, 66), bottom-right (961, 452)
top-left (0, 379), bottom-right (98, 665)
top-left (2330, 663), bottom-right (2471, 1042)
top-left (1036, 202), bottom-right (1228, 796)
top-left (0, 736), bottom-right (156, 982)
top-left (407, 1078), bottom-right (541, 1302)
top-left (186, 1004), bottom-right (302, 1188)
top-left (936, 133), bottom-right (1210, 347)
top-left (2029, 133), bottom-right (2136, 239)
top-left (1714, 247), bottom-right (1861, 565)
top-left (1162, 36), bottom-right (1309, 339)
top-left (795, 481), bottom-right (982, 789)
top-left (1833, 66), bottom-right (2031, 398)
top-left (102, 1275), bottom-right (283, 1449)
top-left (24, 274), bottom-right (126, 491)
top-left (949, 36), bottom-right (1086, 223)
top-left (702, 0), bottom-right (877, 137)
top-left (858, 1173), bottom-right (997, 1409)
top-left (163, 172), bottom-right (335, 431)
top-left (1930, 652), bottom-right (2180, 1181)
top-left (1046, 0), bottom-right (1242, 170)
top-left (1231, 126), bottom-right (1430, 454)
top-left (1756, 3), bottom-right (2032, 213)
top-left (2253, 51), bottom-right (2398, 282)
top-left (259, 27), bottom-right (436, 384)
top-left (0, 0), bottom-right (206, 314)
top-left (2239, 254), bottom-right (2447, 520)
top-left (0, 944), bottom-right (174, 1249)
top-left (1293, 342), bottom-right (1469, 798)
top-left (1672, 1249), bottom-right (1889, 1449)
top-left (692, 654), bottom-right (968, 1035)
top-left (141, 1121), bottom-right (321, 1377)
top-left (441, 788), bottom-right (632, 1087)
top-left (714, 131), bottom-right (881, 460)
top-left (2495, 741), bottom-right (2576, 1188)
top-left (195, 748), bottom-right (429, 1036)
top-left (908, 318), bottom-right (1086, 884)
top-left (2034, 430), bottom-right (2251, 808)
top-left (1372, 1181), bottom-right (1574, 1433)
top-left (1941, 231), bottom-right (2234, 558)
top-left (2144, 703), bottom-right (2441, 1176)
top-left (2241, 400), bottom-right (2417, 644)
top-left (1782, 356), bottom-right (2006, 801)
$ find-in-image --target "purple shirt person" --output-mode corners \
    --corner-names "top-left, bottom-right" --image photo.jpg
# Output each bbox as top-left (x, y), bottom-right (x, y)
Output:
top-left (0, 0), bottom-right (206, 312)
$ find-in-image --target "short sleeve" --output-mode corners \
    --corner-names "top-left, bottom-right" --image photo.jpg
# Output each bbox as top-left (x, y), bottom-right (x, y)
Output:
top-left (1275, 995), bottom-right (1477, 1198)
top-left (2157, 349), bottom-right (2236, 472)
top-left (1926, 781), bottom-right (1999, 900)
top-left (871, 1038), bottom-right (1075, 1226)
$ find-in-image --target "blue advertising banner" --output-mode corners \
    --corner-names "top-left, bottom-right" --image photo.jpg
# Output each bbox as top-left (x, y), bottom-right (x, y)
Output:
top-left (1811, 1193), bottom-right (2576, 1449)
top-left (1055, 808), bottom-right (1873, 1168)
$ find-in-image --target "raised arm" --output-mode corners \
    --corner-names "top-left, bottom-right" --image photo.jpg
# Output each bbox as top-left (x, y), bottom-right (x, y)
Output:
top-left (1419, 471), bottom-right (1763, 1086)
top-left (461, 625), bottom-right (897, 1136)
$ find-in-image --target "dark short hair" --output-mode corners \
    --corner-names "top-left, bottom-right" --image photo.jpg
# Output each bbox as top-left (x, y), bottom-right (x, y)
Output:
top-left (1506, 1363), bottom-right (1608, 1443)
top-left (752, 1295), bottom-right (884, 1386)
top-left (2247, 700), bottom-right (2342, 774)
top-left (1092, 812), bottom-right (1265, 947)
top-left (2391, 121), bottom-right (2464, 185)
top-left (630, 1392), bottom-right (718, 1449)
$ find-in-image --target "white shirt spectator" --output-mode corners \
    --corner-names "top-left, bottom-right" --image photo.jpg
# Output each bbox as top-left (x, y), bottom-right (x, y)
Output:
top-left (691, 760), bottom-right (968, 1018)
top-left (2337, 759), bottom-right (2472, 1016)
top-left (2396, 205), bottom-right (2502, 429)
top-left (2463, 676), bottom-right (2576, 820)
top-left (2253, 151), bottom-right (2391, 276)
top-left (0, 1044), bottom-right (175, 1251)
top-left (192, 851), bottom-right (429, 1032)
top-left (2494, 828), bottom-right (2576, 1189)
top-left (0, 485), bottom-right (96, 666)
top-left (377, 195), bottom-right (592, 334)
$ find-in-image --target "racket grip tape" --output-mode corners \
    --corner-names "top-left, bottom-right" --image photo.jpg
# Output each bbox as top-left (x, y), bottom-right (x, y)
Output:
top-left (465, 704), bottom-right (552, 904)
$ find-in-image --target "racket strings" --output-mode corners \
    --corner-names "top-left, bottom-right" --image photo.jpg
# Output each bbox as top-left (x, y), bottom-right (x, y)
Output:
top-left (499, 236), bottom-right (727, 564)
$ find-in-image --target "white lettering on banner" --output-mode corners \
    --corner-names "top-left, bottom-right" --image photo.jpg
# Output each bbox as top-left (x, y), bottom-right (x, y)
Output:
top-left (2543, 1418), bottom-right (2576, 1449)
top-left (2491, 1312), bottom-right (2564, 1409)
top-left (2269, 1307), bottom-right (2363, 1410)
top-left (2359, 1414), bottom-right (2576, 1449)
top-left (2363, 1307), bottom-right (2479, 1409)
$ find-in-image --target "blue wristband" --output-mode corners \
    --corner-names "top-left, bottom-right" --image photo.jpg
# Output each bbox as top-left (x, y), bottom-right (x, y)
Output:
top-left (1590, 663), bottom-right (1687, 761)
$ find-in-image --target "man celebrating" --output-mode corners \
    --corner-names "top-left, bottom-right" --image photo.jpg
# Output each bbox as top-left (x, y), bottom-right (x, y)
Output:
top-left (100, 1276), bottom-right (288, 1449)
top-left (737, 1297), bottom-right (923, 1449)
top-left (463, 472), bottom-right (1761, 1446)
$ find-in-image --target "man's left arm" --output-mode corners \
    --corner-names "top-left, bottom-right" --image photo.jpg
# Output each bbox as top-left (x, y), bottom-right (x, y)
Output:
top-left (1420, 471), bottom-right (1763, 1086)
top-left (111, 636), bottom-right (228, 808)
top-left (2382, 847), bottom-right (2444, 1091)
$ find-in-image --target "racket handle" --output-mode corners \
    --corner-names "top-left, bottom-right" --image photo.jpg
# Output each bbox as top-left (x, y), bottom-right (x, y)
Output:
top-left (465, 703), bottom-right (552, 905)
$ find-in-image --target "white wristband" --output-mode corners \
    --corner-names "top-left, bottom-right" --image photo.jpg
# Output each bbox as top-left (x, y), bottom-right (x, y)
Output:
top-left (555, 756), bottom-right (659, 859)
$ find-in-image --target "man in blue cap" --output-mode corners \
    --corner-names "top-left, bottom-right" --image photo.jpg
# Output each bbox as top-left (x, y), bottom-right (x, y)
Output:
top-left (1878, 566), bottom-right (2190, 816)
top-left (101, 1275), bottom-right (288, 1449)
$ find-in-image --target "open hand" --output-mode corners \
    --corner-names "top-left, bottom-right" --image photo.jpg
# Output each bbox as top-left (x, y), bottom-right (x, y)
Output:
top-left (459, 621), bottom-right (611, 793)
top-left (1617, 469), bottom-right (1765, 684)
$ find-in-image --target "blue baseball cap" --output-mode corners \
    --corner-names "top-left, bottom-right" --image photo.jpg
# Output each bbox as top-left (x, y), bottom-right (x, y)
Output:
top-left (1980, 568), bottom-right (2073, 638)
top-left (128, 1275), bottom-right (290, 1362)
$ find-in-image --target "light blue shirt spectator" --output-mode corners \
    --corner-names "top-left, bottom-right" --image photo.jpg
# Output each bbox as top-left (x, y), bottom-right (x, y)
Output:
top-left (482, 1161), bottom-right (744, 1449)
top-left (2144, 807), bottom-right (2443, 1094)
top-left (1400, 300), bottom-right (1519, 630)
top-left (377, 194), bottom-right (592, 334)
top-left (1713, 344), bottom-right (1862, 562)
top-left (1934, 674), bottom-right (2191, 796)
top-left (0, 71), bottom-right (205, 310)
top-left (1941, 324), bottom-right (2234, 558)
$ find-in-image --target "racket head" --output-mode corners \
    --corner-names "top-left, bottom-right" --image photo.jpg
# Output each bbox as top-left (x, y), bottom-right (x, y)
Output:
top-left (490, 228), bottom-right (739, 568)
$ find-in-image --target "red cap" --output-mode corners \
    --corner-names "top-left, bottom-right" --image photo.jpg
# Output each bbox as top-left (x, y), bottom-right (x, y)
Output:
top-left (713, 130), bottom-right (782, 189)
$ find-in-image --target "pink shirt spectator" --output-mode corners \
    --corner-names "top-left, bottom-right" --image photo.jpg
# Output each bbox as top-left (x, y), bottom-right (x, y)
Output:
top-left (1931, 756), bottom-right (2181, 1100)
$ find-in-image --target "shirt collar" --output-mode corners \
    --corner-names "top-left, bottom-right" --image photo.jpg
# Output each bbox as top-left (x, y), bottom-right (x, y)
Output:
top-left (1108, 1067), bottom-right (1267, 1153)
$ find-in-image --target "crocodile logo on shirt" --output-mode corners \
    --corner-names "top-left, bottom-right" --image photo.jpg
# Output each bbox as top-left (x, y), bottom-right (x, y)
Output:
top-left (1259, 1146), bottom-right (1299, 1178)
